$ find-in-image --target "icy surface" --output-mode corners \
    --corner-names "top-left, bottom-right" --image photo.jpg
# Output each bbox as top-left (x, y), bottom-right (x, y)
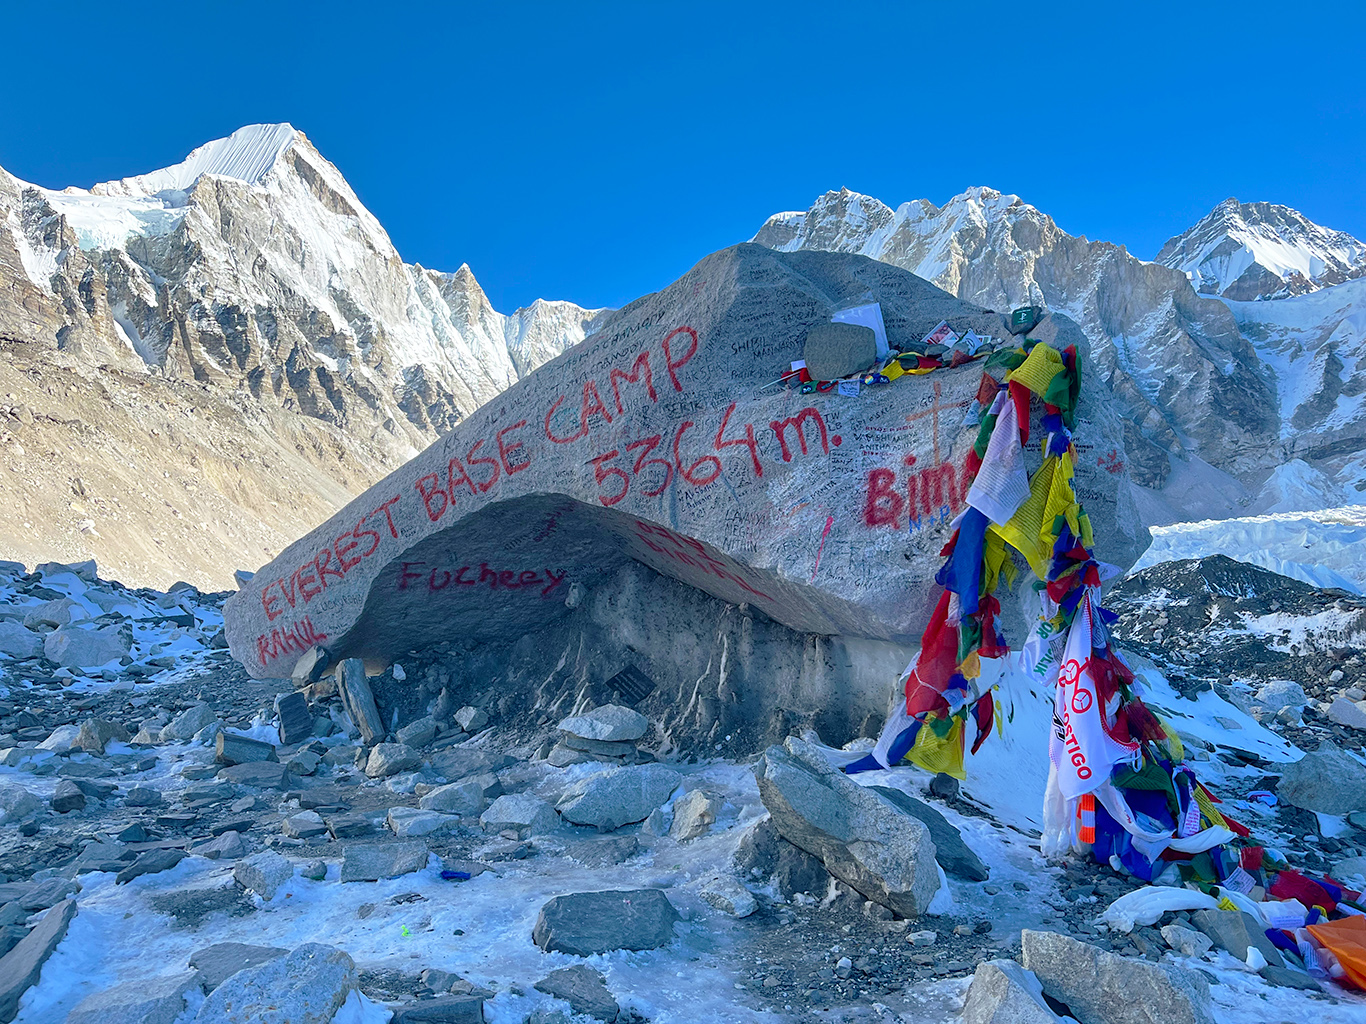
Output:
top-left (1131, 506), bottom-right (1366, 593)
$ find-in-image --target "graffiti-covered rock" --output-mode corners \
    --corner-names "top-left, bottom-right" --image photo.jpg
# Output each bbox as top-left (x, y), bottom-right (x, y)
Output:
top-left (225, 245), bottom-right (1143, 698)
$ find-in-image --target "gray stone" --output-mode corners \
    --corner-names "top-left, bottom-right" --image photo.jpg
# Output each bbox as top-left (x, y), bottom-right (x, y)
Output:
top-left (285, 749), bottom-right (321, 776)
top-left (116, 849), bottom-right (186, 884)
top-left (37, 725), bottom-right (81, 752)
top-left (1254, 679), bottom-right (1307, 712)
top-left (0, 623), bottom-right (40, 660)
top-left (365, 742), bottom-right (420, 779)
top-left (534, 965), bottom-right (619, 1022)
top-left (43, 625), bottom-right (129, 670)
top-left (391, 996), bottom-right (486, 1023)
top-left (36, 558), bottom-right (96, 581)
top-left (217, 762), bottom-right (293, 790)
top-left (51, 780), bottom-right (85, 814)
top-left (481, 793), bottom-right (558, 834)
top-left (283, 810), bottom-right (328, 839)
top-left (1258, 964), bottom-right (1323, 991)
top-left (1021, 929), bottom-right (1215, 1024)
top-left (233, 851), bottom-right (295, 899)
top-left (869, 785), bottom-right (989, 882)
top-left (123, 786), bottom-right (164, 807)
top-left (275, 691), bottom-right (313, 746)
top-left (1333, 855), bottom-right (1366, 881)
top-left (561, 735), bottom-right (636, 757)
top-left (1189, 908), bottom-right (1284, 968)
top-left (396, 716), bottom-right (438, 747)
top-left (16, 878), bottom-right (79, 912)
top-left (159, 704), bottom-right (219, 742)
top-left (193, 942), bottom-right (356, 1024)
top-left (1328, 697), bottom-right (1366, 731)
top-left (337, 659), bottom-right (384, 746)
top-left (22, 597), bottom-right (88, 629)
top-left (533, 890), bottom-right (679, 956)
top-left (453, 706), bottom-right (488, 733)
top-left (65, 971), bottom-right (199, 1024)
top-left (961, 959), bottom-right (1067, 1024)
top-left (0, 787), bottom-right (38, 825)
top-left (558, 705), bottom-right (648, 743)
top-left (387, 807), bottom-right (454, 837)
top-left (0, 899), bottom-right (77, 1023)
top-left (1276, 743), bottom-right (1366, 815)
top-left (569, 836), bottom-right (640, 867)
top-left (73, 717), bottom-right (130, 754)
top-left (215, 731), bottom-right (279, 766)
top-left (419, 781), bottom-right (486, 815)
top-left (192, 830), bottom-right (248, 860)
top-left (1161, 923), bottom-right (1214, 958)
top-left (699, 875), bottom-right (757, 918)
top-left (291, 645), bottom-right (328, 684)
top-left (756, 737), bottom-right (938, 918)
top-left (188, 942), bottom-right (288, 992)
top-left (556, 764), bottom-right (682, 831)
top-left (803, 320), bottom-right (876, 382)
top-left (340, 841), bottom-right (429, 882)
top-left (669, 789), bottom-right (719, 841)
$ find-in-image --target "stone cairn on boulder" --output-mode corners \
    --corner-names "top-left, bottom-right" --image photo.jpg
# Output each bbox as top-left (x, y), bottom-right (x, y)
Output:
top-left (546, 705), bottom-right (649, 768)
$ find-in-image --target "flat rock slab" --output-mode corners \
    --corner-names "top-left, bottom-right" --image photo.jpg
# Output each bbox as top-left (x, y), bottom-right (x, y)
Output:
top-left (215, 732), bottom-right (278, 766)
top-left (341, 841), bottom-right (430, 882)
top-left (533, 889), bottom-right (680, 956)
top-left (65, 971), bottom-right (199, 1024)
top-left (756, 737), bottom-right (938, 918)
top-left (1021, 929), bottom-right (1215, 1024)
top-left (391, 995), bottom-right (486, 1023)
top-left (217, 761), bottom-right (294, 790)
top-left (535, 964), bottom-right (620, 1021)
top-left (193, 942), bottom-right (355, 1024)
top-left (224, 246), bottom-right (1140, 679)
top-left (0, 898), bottom-right (77, 1023)
top-left (189, 942), bottom-right (289, 991)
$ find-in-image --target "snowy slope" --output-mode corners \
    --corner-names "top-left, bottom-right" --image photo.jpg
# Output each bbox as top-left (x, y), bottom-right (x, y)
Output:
top-left (1156, 198), bottom-right (1366, 300)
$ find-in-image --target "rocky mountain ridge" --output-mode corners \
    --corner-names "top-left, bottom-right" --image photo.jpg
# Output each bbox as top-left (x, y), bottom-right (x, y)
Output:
top-left (0, 124), bottom-right (603, 588)
top-left (753, 187), bottom-right (1366, 513)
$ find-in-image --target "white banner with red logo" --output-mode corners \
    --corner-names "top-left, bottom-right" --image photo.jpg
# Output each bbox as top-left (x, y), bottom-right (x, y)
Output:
top-left (1048, 591), bottom-right (1138, 799)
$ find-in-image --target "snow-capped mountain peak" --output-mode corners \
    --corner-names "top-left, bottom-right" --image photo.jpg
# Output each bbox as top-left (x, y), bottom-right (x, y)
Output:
top-left (1155, 197), bottom-right (1366, 300)
top-left (90, 122), bottom-right (302, 198)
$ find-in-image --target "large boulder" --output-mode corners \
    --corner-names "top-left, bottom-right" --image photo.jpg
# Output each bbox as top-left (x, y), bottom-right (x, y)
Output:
top-left (43, 625), bottom-right (129, 670)
top-left (0, 623), bottom-right (41, 660)
top-left (756, 737), bottom-right (938, 918)
top-left (1276, 744), bottom-right (1366, 815)
top-left (65, 972), bottom-right (200, 1024)
top-left (1020, 929), bottom-right (1215, 1024)
top-left (961, 959), bottom-right (1069, 1024)
top-left (556, 764), bottom-right (682, 831)
top-left (223, 246), bottom-right (1142, 744)
top-left (193, 943), bottom-right (356, 1024)
top-left (0, 899), bottom-right (77, 1023)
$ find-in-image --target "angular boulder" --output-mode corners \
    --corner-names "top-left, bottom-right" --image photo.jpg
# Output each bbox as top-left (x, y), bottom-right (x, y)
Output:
top-left (533, 889), bottom-right (679, 956)
top-left (559, 705), bottom-right (648, 743)
top-left (1276, 744), bottom-right (1366, 815)
top-left (556, 764), bottom-right (682, 831)
top-left (223, 248), bottom-right (1142, 731)
top-left (535, 965), bottom-right (619, 1022)
top-left (756, 736), bottom-right (938, 918)
top-left (193, 943), bottom-right (356, 1024)
top-left (188, 942), bottom-right (289, 992)
top-left (65, 971), bottom-right (199, 1024)
top-left (0, 899), bottom-right (77, 1023)
top-left (0, 623), bottom-right (41, 660)
top-left (869, 785), bottom-right (988, 881)
top-left (1021, 929), bottom-right (1215, 1024)
top-left (480, 793), bottom-right (558, 834)
top-left (340, 841), bottom-right (429, 882)
top-left (962, 959), bottom-right (1068, 1024)
top-left (43, 625), bottom-right (129, 670)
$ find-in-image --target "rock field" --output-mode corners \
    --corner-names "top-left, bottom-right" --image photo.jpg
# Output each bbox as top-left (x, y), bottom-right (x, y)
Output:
top-left (0, 557), bottom-right (1361, 1023)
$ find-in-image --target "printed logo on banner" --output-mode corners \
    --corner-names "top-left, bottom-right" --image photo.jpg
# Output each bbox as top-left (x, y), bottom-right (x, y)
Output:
top-left (1071, 688), bottom-right (1093, 714)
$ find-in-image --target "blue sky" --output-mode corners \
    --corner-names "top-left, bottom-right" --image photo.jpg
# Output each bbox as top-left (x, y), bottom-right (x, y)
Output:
top-left (3, 2), bottom-right (1362, 312)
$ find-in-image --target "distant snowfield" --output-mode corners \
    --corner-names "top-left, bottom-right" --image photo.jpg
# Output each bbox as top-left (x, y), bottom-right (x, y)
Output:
top-left (1130, 505), bottom-right (1366, 593)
